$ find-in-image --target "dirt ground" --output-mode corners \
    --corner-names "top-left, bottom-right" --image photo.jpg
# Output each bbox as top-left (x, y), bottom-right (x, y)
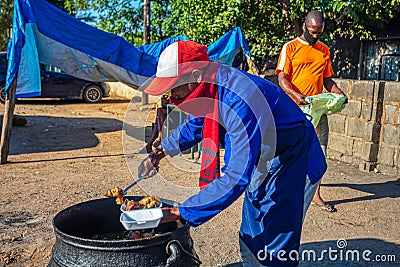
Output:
top-left (0, 97), bottom-right (399, 267)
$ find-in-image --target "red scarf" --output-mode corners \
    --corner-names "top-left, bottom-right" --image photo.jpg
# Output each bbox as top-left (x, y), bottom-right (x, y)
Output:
top-left (169, 69), bottom-right (220, 190)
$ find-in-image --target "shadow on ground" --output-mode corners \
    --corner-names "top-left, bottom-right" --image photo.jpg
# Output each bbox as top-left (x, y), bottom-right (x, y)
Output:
top-left (322, 179), bottom-right (400, 205)
top-left (2, 115), bottom-right (124, 155)
top-left (13, 99), bottom-right (131, 105)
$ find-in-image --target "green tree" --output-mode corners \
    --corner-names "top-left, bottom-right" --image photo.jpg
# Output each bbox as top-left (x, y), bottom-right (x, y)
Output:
top-left (323, 0), bottom-right (400, 38)
top-left (63, 0), bottom-right (400, 68)
top-left (163, 0), bottom-right (294, 60)
top-left (150, 0), bottom-right (171, 41)
top-left (161, 0), bottom-right (399, 67)
top-left (0, 0), bottom-right (13, 51)
top-left (49, 0), bottom-right (70, 11)
top-left (3, 0), bottom-right (399, 57)
top-left (65, 0), bottom-right (170, 45)
top-left (0, 0), bottom-right (72, 51)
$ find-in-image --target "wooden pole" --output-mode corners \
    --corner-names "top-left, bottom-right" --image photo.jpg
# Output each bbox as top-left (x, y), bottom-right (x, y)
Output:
top-left (143, 0), bottom-right (150, 46)
top-left (142, 0), bottom-right (150, 105)
top-left (0, 76), bottom-right (17, 164)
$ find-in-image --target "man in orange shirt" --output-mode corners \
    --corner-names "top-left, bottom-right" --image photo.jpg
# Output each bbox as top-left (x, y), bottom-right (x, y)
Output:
top-left (276, 10), bottom-right (345, 213)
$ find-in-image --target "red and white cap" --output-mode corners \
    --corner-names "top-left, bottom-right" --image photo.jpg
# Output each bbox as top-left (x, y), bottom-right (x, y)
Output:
top-left (144, 40), bottom-right (210, 96)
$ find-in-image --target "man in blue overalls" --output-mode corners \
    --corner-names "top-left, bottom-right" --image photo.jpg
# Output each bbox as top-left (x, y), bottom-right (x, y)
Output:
top-left (138, 40), bottom-right (326, 266)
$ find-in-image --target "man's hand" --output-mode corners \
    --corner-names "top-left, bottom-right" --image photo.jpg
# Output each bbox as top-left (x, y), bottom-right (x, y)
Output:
top-left (160, 207), bottom-right (181, 223)
top-left (329, 84), bottom-right (348, 103)
top-left (138, 147), bottom-right (166, 178)
top-left (324, 77), bottom-right (345, 96)
top-left (278, 72), bottom-right (309, 105)
top-left (138, 156), bottom-right (159, 178)
top-left (293, 92), bottom-right (309, 105)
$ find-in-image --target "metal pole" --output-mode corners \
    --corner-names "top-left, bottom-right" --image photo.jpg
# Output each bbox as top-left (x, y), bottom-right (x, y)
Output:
top-left (142, 0), bottom-right (150, 105)
top-left (0, 76), bottom-right (17, 164)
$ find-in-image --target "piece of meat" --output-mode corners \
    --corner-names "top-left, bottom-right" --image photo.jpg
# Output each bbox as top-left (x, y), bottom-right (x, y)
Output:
top-left (106, 187), bottom-right (123, 197)
top-left (125, 200), bottom-right (141, 211)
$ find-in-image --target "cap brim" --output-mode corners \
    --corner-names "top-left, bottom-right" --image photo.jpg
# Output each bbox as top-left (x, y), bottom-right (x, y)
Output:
top-left (143, 76), bottom-right (180, 96)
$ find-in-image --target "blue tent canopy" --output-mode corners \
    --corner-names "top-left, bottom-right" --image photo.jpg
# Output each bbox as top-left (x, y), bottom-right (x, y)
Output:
top-left (208, 26), bottom-right (252, 65)
top-left (6, 0), bottom-right (252, 98)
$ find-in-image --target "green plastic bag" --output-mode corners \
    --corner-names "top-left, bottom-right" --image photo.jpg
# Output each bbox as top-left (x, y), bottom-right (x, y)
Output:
top-left (300, 93), bottom-right (347, 127)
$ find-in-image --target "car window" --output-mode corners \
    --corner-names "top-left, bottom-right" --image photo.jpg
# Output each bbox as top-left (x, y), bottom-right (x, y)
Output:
top-left (41, 64), bottom-right (64, 73)
top-left (0, 53), bottom-right (7, 68)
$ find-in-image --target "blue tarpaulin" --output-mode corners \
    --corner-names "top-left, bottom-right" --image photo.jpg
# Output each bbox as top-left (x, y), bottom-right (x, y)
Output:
top-left (208, 26), bottom-right (252, 66)
top-left (6, 0), bottom-right (252, 98)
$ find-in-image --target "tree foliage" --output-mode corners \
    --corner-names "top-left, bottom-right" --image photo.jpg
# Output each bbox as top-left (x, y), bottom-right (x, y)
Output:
top-left (0, 0), bottom-right (72, 51)
top-left (162, 0), bottom-right (400, 61)
top-left (1, 0), bottom-right (399, 65)
top-left (0, 0), bottom-right (13, 51)
top-left (65, 0), bottom-right (170, 45)
top-left (323, 0), bottom-right (400, 38)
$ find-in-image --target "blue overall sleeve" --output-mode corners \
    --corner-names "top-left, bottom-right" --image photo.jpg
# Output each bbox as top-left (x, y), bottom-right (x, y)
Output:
top-left (160, 114), bottom-right (204, 157)
top-left (178, 96), bottom-right (262, 226)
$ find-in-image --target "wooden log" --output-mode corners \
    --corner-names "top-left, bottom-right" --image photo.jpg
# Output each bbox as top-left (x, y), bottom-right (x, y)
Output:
top-left (0, 77), bottom-right (17, 164)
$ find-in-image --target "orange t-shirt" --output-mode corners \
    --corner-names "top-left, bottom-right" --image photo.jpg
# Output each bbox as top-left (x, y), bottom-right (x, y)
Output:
top-left (276, 37), bottom-right (334, 97)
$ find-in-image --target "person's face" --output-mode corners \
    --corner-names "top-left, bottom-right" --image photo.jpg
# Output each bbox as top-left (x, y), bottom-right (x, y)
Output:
top-left (169, 71), bottom-right (201, 101)
top-left (170, 82), bottom-right (197, 100)
top-left (304, 22), bottom-right (324, 39)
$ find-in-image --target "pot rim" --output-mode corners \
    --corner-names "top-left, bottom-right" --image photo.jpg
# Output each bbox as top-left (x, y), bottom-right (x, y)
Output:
top-left (51, 197), bottom-right (188, 249)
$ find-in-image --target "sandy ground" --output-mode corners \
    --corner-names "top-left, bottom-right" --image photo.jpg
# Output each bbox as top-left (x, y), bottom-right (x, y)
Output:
top-left (0, 97), bottom-right (399, 267)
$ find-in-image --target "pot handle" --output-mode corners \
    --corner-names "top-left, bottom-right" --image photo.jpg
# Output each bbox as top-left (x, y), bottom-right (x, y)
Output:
top-left (165, 240), bottom-right (202, 267)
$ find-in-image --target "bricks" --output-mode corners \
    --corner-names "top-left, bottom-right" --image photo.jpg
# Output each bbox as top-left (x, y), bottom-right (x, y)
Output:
top-left (351, 80), bottom-right (377, 100)
top-left (334, 79), bottom-right (350, 95)
top-left (382, 125), bottom-right (400, 146)
top-left (340, 99), bottom-right (361, 117)
top-left (353, 140), bottom-right (378, 161)
top-left (383, 104), bottom-right (398, 124)
top-left (347, 118), bottom-right (375, 141)
top-left (378, 146), bottom-right (396, 166)
top-left (328, 133), bottom-right (354, 155)
top-left (361, 101), bottom-right (374, 121)
top-left (384, 82), bottom-right (400, 102)
top-left (328, 115), bottom-right (345, 134)
top-left (327, 149), bottom-right (354, 164)
top-left (359, 162), bottom-right (377, 172)
top-left (325, 80), bottom-right (400, 173)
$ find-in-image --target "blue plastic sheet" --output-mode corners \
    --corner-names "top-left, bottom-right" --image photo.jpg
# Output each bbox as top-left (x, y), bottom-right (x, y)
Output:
top-left (6, 0), bottom-right (252, 99)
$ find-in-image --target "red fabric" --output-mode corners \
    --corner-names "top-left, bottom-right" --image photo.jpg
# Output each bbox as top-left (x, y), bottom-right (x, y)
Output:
top-left (178, 41), bottom-right (210, 72)
top-left (169, 68), bottom-right (220, 190)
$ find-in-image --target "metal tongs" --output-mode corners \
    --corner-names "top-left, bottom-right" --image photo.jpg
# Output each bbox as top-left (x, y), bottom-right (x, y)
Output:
top-left (122, 175), bottom-right (148, 196)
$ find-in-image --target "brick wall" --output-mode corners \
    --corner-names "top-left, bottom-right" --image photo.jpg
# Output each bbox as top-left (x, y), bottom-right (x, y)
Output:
top-left (327, 79), bottom-right (400, 175)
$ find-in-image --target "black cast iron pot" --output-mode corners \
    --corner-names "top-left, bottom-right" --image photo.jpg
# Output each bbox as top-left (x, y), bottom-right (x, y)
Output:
top-left (49, 197), bottom-right (201, 267)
